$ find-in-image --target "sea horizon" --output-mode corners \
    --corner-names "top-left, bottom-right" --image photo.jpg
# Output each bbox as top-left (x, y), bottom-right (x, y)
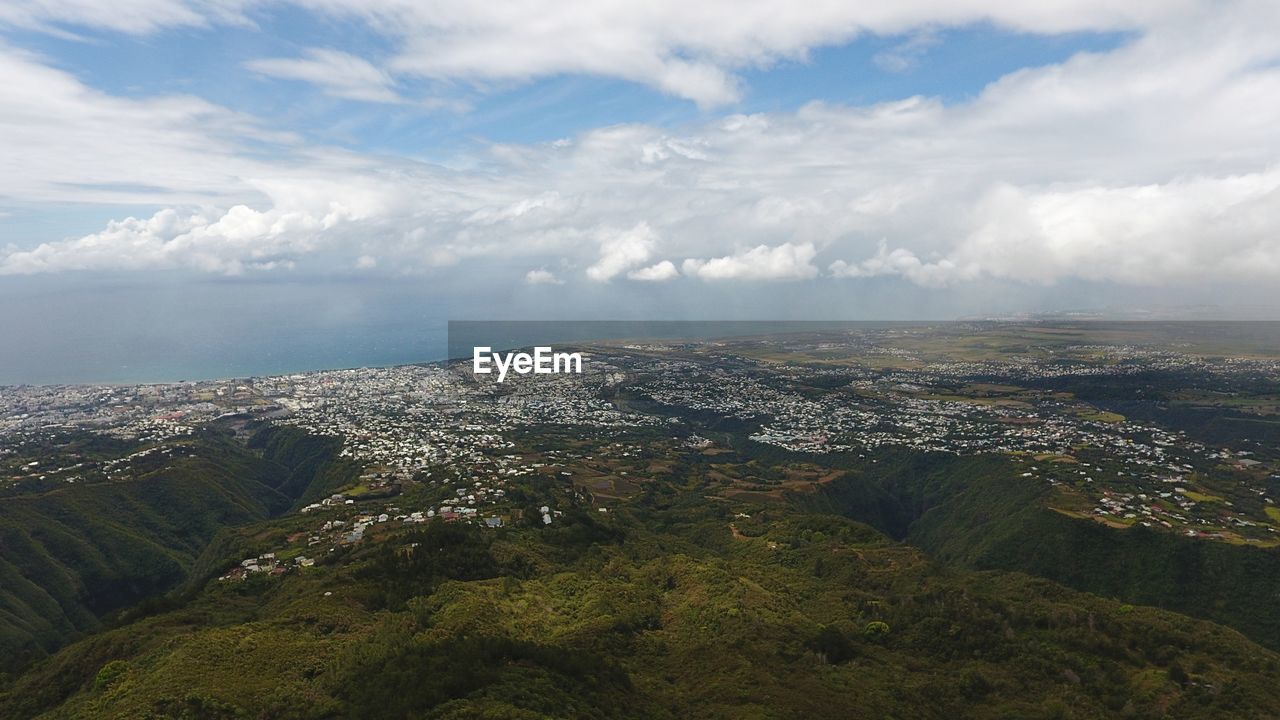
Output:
top-left (6, 318), bottom-right (1280, 387)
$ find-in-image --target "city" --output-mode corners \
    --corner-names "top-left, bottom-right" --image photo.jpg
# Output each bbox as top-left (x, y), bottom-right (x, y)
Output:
top-left (5, 324), bottom-right (1278, 555)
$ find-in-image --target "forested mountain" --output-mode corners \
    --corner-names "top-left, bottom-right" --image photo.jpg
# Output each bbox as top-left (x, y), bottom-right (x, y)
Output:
top-left (803, 451), bottom-right (1280, 652)
top-left (0, 426), bottom-right (353, 676)
top-left (3, 457), bottom-right (1280, 719)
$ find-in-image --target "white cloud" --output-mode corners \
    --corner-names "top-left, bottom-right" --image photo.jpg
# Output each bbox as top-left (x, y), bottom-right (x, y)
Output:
top-left (348, 0), bottom-right (1201, 106)
top-left (0, 45), bottom-right (295, 206)
top-left (0, 0), bottom-right (211, 35)
top-left (828, 170), bottom-right (1280, 287)
top-left (355, 254), bottom-right (378, 269)
top-left (2, 1), bottom-right (1280, 296)
top-left (525, 268), bottom-right (563, 285)
top-left (246, 48), bottom-right (403, 104)
top-left (0, 203), bottom-right (333, 275)
top-left (628, 260), bottom-right (679, 281)
top-left (585, 223), bottom-right (657, 281)
top-left (829, 241), bottom-right (973, 287)
top-left (953, 172), bottom-right (1280, 285)
top-left (684, 242), bottom-right (819, 281)
top-left (1, 0), bottom-right (1207, 106)
top-left (873, 29), bottom-right (941, 73)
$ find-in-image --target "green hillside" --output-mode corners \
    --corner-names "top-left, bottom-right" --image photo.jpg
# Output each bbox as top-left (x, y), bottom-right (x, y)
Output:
top-left (4, 495), bottom-right (1279, 719)
top-left (5, 428), bottom-right (1280, 718)
top-left (0, 426), bottom-right (353, 677)
top-left (805, 451), bottom-right (1280, 652)
top-left (908, 475), bottom-right (1280, 653)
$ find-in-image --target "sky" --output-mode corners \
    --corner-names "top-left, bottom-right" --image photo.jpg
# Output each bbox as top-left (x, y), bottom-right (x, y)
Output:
top-left (1, 1), bottom-right (1279, 381)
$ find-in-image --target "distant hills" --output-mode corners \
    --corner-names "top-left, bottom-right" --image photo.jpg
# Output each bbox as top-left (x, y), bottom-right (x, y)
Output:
top-left (964, 305), bottom-right (1280, 321)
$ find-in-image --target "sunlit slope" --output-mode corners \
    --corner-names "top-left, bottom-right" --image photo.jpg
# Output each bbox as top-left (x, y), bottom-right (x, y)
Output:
top-left (6, 507), bottom-right (1279, 719)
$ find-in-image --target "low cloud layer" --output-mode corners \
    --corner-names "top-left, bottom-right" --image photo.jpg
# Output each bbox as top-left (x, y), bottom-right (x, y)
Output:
top-left (524, 268), bottom-right (563, 285)
top-left (586, 223), bottom-right (659, 282)
top-left (684, 243), bottom-right (819, 282)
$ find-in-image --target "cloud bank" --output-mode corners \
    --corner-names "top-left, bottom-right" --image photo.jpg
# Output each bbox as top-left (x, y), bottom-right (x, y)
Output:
top-left (1, 1), bottom-right (1278, 296)
top-left (684, 243), bottom-right (819, 282)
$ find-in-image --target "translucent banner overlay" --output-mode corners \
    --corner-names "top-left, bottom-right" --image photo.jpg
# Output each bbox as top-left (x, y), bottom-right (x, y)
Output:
top-left (445, 320), bottom-right (929, 361)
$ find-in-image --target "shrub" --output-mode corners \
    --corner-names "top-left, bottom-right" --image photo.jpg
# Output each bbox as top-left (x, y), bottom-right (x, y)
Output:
top-left (864, 621), bottom-right (891, 642)
top-left (94, 660), bottom-right (131, 691)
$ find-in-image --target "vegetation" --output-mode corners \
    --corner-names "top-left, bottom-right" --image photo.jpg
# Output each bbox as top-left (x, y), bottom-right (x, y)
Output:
top-left (4, 486), bottom-right (1280, 719)
top-left (0, 426), bottom-right (352, 676)
top-left (804, 450), bottom-right (1280, 652)
top-left (6, 354), bottom-right (1280, 718)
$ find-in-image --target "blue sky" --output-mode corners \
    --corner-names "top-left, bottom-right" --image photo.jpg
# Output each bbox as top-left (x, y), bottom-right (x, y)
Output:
top-left (0, 1), bottom-right (1277, 381)
top-left (7, 15), bottom-right (1127, 165)
top-left (3, 13), bottom-right (1127, 255)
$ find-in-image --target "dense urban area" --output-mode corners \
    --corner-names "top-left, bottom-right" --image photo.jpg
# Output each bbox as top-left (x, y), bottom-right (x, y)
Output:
top-left (4, 324), bottom-right (1279, 555)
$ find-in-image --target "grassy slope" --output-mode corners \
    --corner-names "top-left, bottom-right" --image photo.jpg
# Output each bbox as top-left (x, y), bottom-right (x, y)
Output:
top-left (803, 451), bottom-right (1280, 653)
top-left (5, 505), bottom-right (1279, 719)
top-left (908, 476), bottom-right (1280, 653)
top-left (0, 427), bottom-right (355, 677)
